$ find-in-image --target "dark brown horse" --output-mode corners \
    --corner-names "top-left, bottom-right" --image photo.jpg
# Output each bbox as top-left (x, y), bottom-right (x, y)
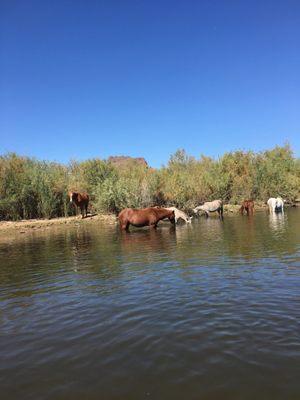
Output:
top-left (118, 207), bottom-right (175, 231)
top-left (240, 199), bottom-right (254, 216)
top-left (69, 191), bottom-right (89, 218)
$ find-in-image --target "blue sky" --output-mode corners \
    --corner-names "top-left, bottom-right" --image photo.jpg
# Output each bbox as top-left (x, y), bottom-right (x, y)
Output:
top-left (1, 0), bottom-right (299, 167)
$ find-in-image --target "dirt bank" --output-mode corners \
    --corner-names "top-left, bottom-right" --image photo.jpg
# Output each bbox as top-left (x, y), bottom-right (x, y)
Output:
top-left (0, 213), bottom-right (118, 236)
top-left (223, 203), bottom-right (268, 213)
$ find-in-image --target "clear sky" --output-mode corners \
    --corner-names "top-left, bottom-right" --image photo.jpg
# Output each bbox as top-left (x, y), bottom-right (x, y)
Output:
top-left (1, 1), bottom-right (299, 167)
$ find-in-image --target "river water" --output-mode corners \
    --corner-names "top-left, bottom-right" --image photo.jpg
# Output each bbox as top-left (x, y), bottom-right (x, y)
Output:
top-left (0, 209), bottom-right (299, 399)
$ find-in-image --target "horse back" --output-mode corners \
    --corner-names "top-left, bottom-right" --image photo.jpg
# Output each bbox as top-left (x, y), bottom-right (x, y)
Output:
top-left (76, 193), bottom-right (89, 207)
top-left (79, 193), bottom-right (89, 203)
top-left (204, 199), bottom-right (222, 211)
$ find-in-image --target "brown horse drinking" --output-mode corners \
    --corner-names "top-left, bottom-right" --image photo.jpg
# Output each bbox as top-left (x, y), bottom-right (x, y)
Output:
top-left (69, 191), bottom-right (89, 218)
top-left (240, 199), bottom-right (254, 216)
top-left (118, 207), bottom-right (175, 231)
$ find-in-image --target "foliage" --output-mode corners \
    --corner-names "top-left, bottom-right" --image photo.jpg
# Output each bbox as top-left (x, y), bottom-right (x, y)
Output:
top-left (0, 145), bottom-right (299, 220)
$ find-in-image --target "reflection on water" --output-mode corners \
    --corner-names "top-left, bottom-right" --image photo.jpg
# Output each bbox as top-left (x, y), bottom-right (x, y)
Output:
top-left (120, 226), bottom-right (177, 256)
top-left (0, 209), bottom-right (300, 400)
top-left (269, 211), bottom-right (286, 233)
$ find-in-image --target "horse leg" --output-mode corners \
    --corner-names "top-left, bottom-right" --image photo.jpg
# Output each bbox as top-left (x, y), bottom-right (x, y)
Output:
top-left (240, 206), bottom-right (244, 215)
top-left (120, 219), bottom-right (129, 231)
top-left (219, 206), bottom-right (224, 220)
top-left (149, 222), bottom-right (157, 229)
top-left (121, 222), bottom-right (130, 231)
top-left (80, 206), bottom-right (85, 219)
top-left (205, 211), bottom-right (209, 218)
top-left (148, 215), bottom-right (158, 229)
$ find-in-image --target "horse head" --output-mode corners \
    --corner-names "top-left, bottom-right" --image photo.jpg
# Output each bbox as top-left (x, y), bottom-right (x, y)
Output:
top-left (193, 205), bottom-right (203, 214)
top-left (168, 210), bottom-right (176, 224)
top-left (69, 191), bottom-right (76, 203)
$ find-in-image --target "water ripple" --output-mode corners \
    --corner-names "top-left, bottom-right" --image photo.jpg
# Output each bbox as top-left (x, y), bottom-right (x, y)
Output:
top-left (0, 210), bottom-right (300, 399)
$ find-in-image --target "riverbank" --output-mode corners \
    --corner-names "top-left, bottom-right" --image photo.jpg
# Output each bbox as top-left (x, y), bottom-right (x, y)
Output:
top-left (0, 204), bottom-right (271, 236)
top-left (0, 213), bottom-right (118, 236)
top-left (223, 203), bottom-right (268, 213)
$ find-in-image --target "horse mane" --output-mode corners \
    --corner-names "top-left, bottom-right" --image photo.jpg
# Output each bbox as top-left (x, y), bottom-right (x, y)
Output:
top-left (151, 207), bottom-right (173, 217)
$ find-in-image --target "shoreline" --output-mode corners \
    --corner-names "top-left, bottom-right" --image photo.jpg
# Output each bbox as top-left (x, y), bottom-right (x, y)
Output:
top-left (2, 202), bottom-right (298, 238)
top-left (0, 204), bottom-right (271, 236)
top-left (0, 213), bottom-right (118, 237)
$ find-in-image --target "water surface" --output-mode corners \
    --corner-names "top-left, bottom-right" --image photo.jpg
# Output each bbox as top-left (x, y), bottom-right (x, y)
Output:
top-left (0, 209), bottom-right (300, 399)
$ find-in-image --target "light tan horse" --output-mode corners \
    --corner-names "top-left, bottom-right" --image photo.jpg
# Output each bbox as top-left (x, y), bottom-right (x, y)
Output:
top-left (193, 199), bottom-right (223, 220)
top-left (165, 207), bottom-right (192, 223)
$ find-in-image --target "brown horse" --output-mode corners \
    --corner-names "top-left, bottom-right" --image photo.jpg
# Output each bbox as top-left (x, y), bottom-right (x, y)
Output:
top-left (240, 199), bottom-right (254, 216)
top-left (118, 207), bottom-right (175, 231)
top-left (69, 191), bottom-right (89, 218)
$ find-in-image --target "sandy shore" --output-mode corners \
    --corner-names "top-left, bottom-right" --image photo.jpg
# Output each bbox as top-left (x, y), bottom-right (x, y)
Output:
top-left (0, 213), bottom-right (118, 236)
top-left (223, 203), bottom-right (268, 213)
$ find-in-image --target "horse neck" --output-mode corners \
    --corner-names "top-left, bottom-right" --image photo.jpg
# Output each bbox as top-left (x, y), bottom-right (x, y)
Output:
top-left (155, 208), bottom-right (172, 219)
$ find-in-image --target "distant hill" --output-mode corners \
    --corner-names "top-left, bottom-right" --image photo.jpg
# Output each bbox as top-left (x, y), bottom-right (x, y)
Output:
top-left (108, 156), bottom-right (148, 168)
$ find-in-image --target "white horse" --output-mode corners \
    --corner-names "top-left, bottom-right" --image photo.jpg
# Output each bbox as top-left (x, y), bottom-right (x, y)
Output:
top-left (193, 199), bottom-right (223, 219)
top-left (267, 197), bottom-right (284, 213)
top-left (165, 207), bottom-right (192, 224)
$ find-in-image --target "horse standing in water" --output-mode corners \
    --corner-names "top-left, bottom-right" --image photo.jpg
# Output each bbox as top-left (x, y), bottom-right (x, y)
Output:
top-left (240, 200), bottom-right (254, 216)
top-left (118, 207), bottom-right (175, 231)
top-left (165, 207), bottom-right (193, 224)
top-left (267, 197), bottom-right (284, 213)
top-left (69, 191), bottom-right (89, 218)
top-left (193, 199), bottom-right (224, 220)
